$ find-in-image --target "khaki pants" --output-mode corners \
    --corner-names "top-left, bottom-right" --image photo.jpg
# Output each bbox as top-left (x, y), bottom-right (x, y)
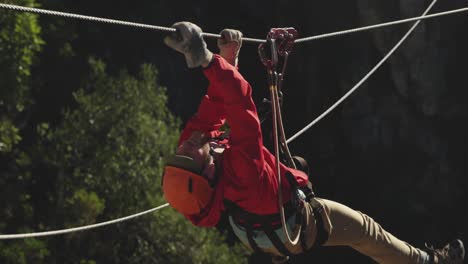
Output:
top-left (238, 198), bottom-right (428, 264)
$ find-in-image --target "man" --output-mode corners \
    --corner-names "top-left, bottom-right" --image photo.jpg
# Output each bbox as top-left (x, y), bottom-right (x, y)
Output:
top-left (161, 21), bottom-right (465, 264)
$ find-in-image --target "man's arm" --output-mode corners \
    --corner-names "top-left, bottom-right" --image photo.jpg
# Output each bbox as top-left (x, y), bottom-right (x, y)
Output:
top-left (178, 96), bottom-right (226, 144)
top-left (203, 55), bottom-right (264, 163)
top-left (177, 28), bottom-right (243, 144)
top-left (164, 22), bottom-right (263, 226)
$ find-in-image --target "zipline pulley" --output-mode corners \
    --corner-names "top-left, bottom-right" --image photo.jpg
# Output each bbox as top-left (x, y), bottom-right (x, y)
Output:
top-left (258, 28), bottom-right (298, 92)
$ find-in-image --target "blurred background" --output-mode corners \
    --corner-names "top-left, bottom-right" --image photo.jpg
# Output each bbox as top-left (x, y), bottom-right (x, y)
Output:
top-left (1, 0), bottom-right (467, 263)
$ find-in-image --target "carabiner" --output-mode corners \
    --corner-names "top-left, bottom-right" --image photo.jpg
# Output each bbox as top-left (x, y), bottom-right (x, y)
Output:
top-left (258, 38), bottom-right (278, 71)
top-left (267, 28), bottom-right (298, 57)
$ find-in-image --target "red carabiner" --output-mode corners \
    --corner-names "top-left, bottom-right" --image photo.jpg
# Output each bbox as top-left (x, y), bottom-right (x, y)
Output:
top-left (258, 28), bottom-right (298, 73)
top-left (258, 38), bottom-right (278, 71)
top-left (267, 28), bottom-right (298, 57)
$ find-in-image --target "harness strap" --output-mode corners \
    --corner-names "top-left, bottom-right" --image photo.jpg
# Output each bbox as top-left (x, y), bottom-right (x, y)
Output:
top-left (246, 223), bottom-right (263, 253)
top-left (228, 199), bottom-right (296, 256)
top-left (227, 159), bottom-right (321, 256)
top-left (285, 168), bottom-right (328, 250)
top-left (310, 199), bottom-right (329, 247)
top-left (299, 209), bottom-right (309, 251)
top-left (262, 223), bottom-right (293, 256)
top-left (242, 199), bottom-right (329, 255)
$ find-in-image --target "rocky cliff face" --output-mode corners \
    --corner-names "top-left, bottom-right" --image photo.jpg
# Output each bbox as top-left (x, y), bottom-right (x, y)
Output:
top-left (290, 0), bottom-right (468, 248)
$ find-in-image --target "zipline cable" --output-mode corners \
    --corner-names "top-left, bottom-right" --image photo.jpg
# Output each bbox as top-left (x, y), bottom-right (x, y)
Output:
top-left (0, 3), bottom-right (263, 43)
top-left (286, 0), bottom-right (439, 144)
top-left (0, 3), bottom-right (175, 33)
top-left (295, 4), bottom-right (468, 42)
top-left (2, 3), bottom-right (468, 44)
top-left (0, 203), bottom-right (169, 239)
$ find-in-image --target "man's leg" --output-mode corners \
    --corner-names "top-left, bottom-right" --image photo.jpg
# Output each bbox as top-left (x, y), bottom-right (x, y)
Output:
top-left (316, 198), bottom-right (428, 264)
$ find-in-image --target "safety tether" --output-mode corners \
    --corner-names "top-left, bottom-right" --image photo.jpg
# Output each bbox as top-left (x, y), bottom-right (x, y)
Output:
top-left (258, 28), bottom-right (301, 250)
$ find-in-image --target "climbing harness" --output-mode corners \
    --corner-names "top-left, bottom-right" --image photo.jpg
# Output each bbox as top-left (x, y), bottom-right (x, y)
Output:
top-left (228, 171), bottom-right (329, 257)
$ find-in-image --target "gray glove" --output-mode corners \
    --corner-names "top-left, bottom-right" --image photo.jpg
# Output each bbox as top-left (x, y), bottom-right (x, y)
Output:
top-left (164, 22), bottom-right (213, 68)
top-left (217, 29), bottom-right (243, 67)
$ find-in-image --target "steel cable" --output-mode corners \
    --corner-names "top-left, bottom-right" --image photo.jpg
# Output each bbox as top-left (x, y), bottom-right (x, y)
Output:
top-left (0, 203), bottom-right (169, 239)
top-left (2, 3), bottom-right (468, 44)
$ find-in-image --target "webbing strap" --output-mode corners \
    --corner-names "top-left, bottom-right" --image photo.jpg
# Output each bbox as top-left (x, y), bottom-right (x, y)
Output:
top-left (311, 202), bottom-right (329, 247)
top-left (263, 223), bottom-right (293, 256)
top-left (246, 223), bottom-right (263, 253)
top-left (299, 210), bottom-right (309, 251)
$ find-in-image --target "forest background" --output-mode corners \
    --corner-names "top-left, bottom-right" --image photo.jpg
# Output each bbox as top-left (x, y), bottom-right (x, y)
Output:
top-left (1, 0), bottom-right (467, 263)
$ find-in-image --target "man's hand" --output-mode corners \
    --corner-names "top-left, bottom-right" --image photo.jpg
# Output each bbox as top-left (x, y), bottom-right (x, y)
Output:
top-left (217, 29), bottom-right (242, 67)
top-left (164, 22), bottom-right (213, 68)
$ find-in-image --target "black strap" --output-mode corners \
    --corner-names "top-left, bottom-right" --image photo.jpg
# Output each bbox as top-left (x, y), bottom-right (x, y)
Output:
top-left (299, 210), bottom-right (309, 251)
top-left (311, 202), bottom-right (329, 247)
top-left (230, 200), bottom-right (297, 230)
top-left (228, 199), bottom-right (296, 256)
top-left (246, 223), bottom-right (263, 253)
top-left (262, 223), bottom-right (293, 257)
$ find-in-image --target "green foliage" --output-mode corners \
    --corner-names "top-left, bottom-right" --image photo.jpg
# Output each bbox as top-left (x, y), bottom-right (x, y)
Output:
top-left (0, 119), bottom-right (21, 153)
top-left (65, 189), bottom-right (105, 227)
top-left (0, 0), bottom-right (43, 114)
top-left (0, 0), bottom-right (42, 153)
top-left (0, 1), bottom-right (248, 262)
top-left (0, 1), bottom-right (49, 263)
top-left (40, 58), bottom-right (180, 213)
top-left (0, 238), bottom-right (50, 264)
top-left (150, 203), bottom-right (248, 264)
top-left (31, 59), bottom-right (246, 263)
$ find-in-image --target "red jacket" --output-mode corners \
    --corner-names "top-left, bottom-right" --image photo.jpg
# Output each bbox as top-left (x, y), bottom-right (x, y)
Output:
top-left (178, 55), bottom-right (309, 227)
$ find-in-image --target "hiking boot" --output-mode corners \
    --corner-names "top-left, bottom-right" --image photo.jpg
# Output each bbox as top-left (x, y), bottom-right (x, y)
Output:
top-left (425, 239), bottom-right (465, 264)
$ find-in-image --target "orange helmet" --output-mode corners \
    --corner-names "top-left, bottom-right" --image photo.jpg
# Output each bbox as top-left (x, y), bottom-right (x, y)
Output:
top-left (162, 155), bottom-right (214, 215)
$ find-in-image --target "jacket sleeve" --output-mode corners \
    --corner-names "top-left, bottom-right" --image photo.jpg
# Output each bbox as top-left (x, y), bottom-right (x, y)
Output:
top-left (203, 55), bottom-right (263, 162)
top-left (180, 55), bottom-right (265, 227)
top-left (178, 78), bottom-right (227, 144)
